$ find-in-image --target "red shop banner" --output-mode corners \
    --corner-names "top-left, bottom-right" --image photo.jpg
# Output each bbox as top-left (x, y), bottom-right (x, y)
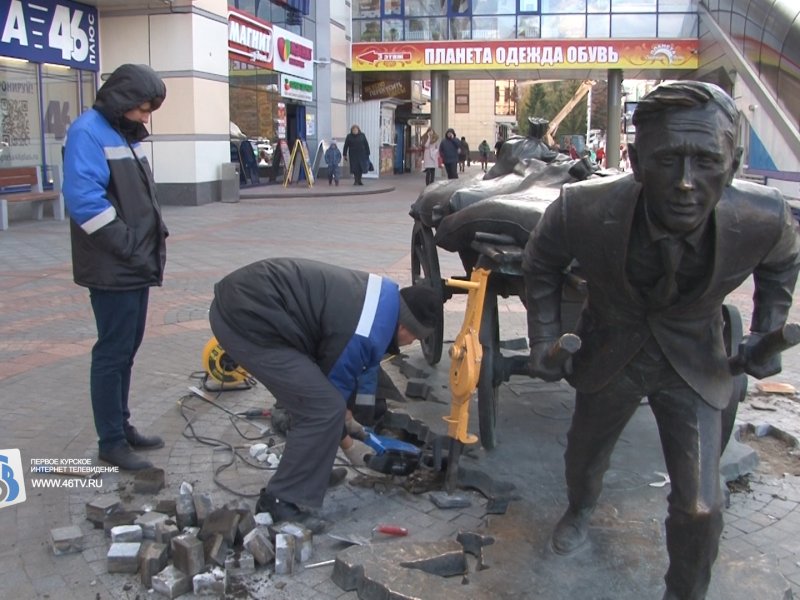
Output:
top-left (228, 8), bottom-right (274, 70)
top-left (352, 39), bottom-right (698, 72)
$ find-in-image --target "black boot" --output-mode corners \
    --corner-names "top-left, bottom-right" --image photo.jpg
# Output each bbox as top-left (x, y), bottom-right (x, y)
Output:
top-left (124, 423), bottom-right (164, 449)
top-left (99, 441), bottom-right (153, 471)
top-left (254, 489), bottom-right (329, 533)
top-left (551, 506), bottom-right (594, 555)
top-left (329, 467), bottom-right (347, 488)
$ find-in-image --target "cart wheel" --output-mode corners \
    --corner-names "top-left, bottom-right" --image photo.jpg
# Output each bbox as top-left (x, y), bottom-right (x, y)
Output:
top-left (411, 220), bottom-right (444, 365)
top-left (721, 304), bottom-right (747, 452)
top-left (478, 285), bottom-right (501, 450)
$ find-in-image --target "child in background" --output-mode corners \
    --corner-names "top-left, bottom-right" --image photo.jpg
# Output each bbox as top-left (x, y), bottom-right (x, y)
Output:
top-left (325, 140), bottom-right (342, 186)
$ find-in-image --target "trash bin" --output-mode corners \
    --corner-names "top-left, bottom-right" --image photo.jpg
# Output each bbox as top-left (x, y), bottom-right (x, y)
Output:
top-left (220, 163), bottom-right (240, 203)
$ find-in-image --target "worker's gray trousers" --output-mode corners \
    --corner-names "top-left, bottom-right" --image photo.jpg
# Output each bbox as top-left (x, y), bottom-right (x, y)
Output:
top-left (209, 301), bottom-right (345, 508)
top-left (564, 345), bottom-right (723, 600)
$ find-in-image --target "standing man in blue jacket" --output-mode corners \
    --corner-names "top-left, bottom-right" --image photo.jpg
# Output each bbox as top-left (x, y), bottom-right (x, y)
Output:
top-left (209, 258), bottom-right (439, 523)
top-left (63, 64), bottom-right (168, 471)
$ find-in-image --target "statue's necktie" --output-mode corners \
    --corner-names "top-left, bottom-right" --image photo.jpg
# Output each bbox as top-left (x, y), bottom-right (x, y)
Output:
top-left (655, 237), bottom-right (684, 306)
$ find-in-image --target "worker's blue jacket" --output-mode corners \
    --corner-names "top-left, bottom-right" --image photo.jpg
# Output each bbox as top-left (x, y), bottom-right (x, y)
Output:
top-left (63, 64), bottom-right (168, 291)
top-left (213, 257), bottom-right (400, 402)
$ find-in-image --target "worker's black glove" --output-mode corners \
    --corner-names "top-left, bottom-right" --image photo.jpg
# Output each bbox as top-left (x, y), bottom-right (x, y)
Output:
top-left (740, 333), bottom-right (782, 380)
top-left (528, 339), bottom-right (570, 382)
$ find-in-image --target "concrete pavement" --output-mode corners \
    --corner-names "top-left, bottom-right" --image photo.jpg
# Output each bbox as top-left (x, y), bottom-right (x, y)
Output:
top-left (1, 165), bottom-right (799, 599)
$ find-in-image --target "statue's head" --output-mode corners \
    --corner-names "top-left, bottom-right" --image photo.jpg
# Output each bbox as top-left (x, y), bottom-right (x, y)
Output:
top-left (629, 81), bottom-right (743, 234)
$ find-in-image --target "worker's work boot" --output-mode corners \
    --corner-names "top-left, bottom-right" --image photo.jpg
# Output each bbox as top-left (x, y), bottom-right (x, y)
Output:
top-left (99, 441), bottom-right (153, 471)
top-left (254, 489), bottom-right (328, 533)
top-left (551, 505), bottom-right (594, 555)
top-left (124, 423), bottom-right (164, 450)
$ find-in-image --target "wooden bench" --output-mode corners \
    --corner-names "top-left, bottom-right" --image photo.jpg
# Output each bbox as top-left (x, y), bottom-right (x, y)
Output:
top-left (0, 166), bottom-right (64, 230)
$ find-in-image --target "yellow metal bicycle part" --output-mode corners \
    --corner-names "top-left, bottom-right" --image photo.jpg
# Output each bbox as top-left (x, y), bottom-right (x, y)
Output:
top-left (443, 267), bottom-right (492, 446)
top-left (202, 337), bottom-right (251, 384)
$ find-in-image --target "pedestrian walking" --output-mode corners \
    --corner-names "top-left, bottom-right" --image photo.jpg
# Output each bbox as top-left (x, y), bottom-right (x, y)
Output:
top-left (440, 128), bottom-right (461, 180)
top-left (458, 136), bottom-right (470, 172)
top-left (324, 139), bottom-right (342, 186)
top-left (343, 124), bottom-right (370, 185)
top-left (478, 139), bottom-right (490, 172)
top-left (421, 128), bottom-right (440, 186)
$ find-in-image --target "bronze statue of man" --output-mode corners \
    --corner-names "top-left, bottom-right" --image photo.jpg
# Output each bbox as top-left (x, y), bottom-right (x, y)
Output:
top-left (522, 80), bottom-right (800, 599)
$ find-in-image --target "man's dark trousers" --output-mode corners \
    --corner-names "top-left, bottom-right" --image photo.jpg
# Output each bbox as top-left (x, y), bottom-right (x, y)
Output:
top-left (89, 288), bottom-right (149, 450)
top-left (209, 301), bottom-right (344, 508)
top-left (565, 341), bottom-right (723, 600)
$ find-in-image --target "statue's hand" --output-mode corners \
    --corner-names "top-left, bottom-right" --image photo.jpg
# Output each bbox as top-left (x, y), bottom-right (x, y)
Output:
top-left (741, 333), bottom-right (782, 379)
top-left (528, 339), bottom-right (570, 382)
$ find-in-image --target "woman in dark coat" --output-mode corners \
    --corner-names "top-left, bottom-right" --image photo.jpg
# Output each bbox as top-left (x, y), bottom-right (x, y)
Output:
top-left (342, 124), bottom-right (371, 185)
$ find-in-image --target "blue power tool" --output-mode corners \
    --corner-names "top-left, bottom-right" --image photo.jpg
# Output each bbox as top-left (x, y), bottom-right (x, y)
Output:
top-left (362, 427), bottom-right (422, 476)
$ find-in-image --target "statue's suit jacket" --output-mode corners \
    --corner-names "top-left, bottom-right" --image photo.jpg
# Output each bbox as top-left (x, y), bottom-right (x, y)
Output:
top-left (523, 173), bottom-right (800, 409)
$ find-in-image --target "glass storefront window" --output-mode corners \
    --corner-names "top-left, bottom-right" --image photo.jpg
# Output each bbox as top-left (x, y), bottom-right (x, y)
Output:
top-left (473, 16), bottom-right (516, 39)
top-left (519, 0), bottom-right (539, 10)
top-left (450, 17), bottom-right (472, 39)
top-left (610, 0), bottom-right (656, 13)
top-left (229, 61), bottom-right (280, 147)
top-left (658, 0), bottom-right (694, 12)
top-left (0, 59), bottom-right (42, 169)
top-left (407, 17), bottom-right (447, 39)
top-left (587, 14), bottom-right (610, 36)
top-left (612, 13), bottom-right (657, 36)
top-left (541, 14), bottom-right (586, 38)
top-left (41, 64), bottom-right (79, 187)
top-left (385, 0), bottom-right (403, 15)
top-left (80, 71), bottom-right (96, 115)
top-left (383, 19), bottom-right (404, 40)
top-left (658, 13), bottom-right (697, 36)
top-left (518, 15), bottom-right (541, 37)
top-left (472, 0), bottom-right (516, 14)
top-left (355, 0), bottom-right (380, 18)
top-left (588, 0), bottom-right (611, 12)
top-left (405, 0), bottom-right (447, 17)
top-left (540, 0), bottom-right (587, 13)
top-left (359, 20), bottom-right (382, 41)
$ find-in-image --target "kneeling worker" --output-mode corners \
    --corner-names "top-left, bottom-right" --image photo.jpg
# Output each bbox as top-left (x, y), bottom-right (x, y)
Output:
top-left (209, 257), bottom-right (438, 523)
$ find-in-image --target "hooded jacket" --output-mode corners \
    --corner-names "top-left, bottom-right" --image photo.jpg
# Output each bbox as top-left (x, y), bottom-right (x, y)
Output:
top-left (439, 129), bottom-right (461, 164)
top-left (63, 64), bottom-right (168, 290)
top-left (213, 258), bottom-right (400, 402)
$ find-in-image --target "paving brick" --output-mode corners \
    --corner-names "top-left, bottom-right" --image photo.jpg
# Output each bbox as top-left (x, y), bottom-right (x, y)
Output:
top-left (275, 533), bottom-right (296, 575)
top-left (85, 496), bottom-right (121, 527)
top-left (151, 565), bottom-right (191, 599)
top-left (225, 550), bottom-right (256, 576)
top-left (138, 540), bottom-right (168, 587)
top-left (199, 507), bottom-right (240, 545)
top-left (134, 511), bottom-right (170, 540)
top-left (171, 533), bottom-right (204, 577)
top-left (106, 542), bottom-right (140, 574)
top-left (110, 524), bottom-right (142, 543)
top-left (193, 567), bottom-right (226, 596)
top-left (193, 493), bottom-right (213, 526)
top-left (203, 532), bottom-right (230, 567)
top-left (175, 493), bottom-right (197, 529)
top-left (133, 467), bottom-right (166, 494)
top-left (50, 525), bottom-right (83, 555)
top-left (243, 527), bottom-right (275, 566)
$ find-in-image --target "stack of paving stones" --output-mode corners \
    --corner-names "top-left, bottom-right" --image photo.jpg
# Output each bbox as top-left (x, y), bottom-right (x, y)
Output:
top-left (49, 477), bottom-right (317, 598)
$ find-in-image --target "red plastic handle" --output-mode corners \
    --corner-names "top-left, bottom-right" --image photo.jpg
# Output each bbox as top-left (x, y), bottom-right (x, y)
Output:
top-left (373, 524), bottom-right (408, 536)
